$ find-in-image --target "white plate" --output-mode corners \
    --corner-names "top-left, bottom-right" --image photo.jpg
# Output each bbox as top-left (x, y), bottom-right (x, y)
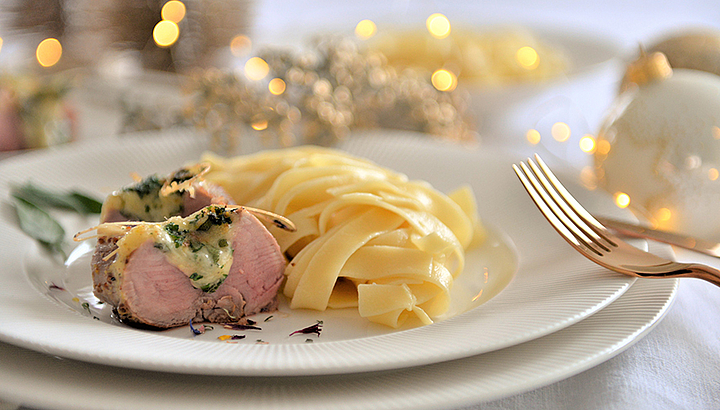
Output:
top-left (0, 129), bottom-right (635, 376)
top-left (0, 277), bottom-right (677, 410)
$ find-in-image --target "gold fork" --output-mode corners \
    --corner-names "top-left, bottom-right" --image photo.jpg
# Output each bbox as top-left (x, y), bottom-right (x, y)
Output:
top-left (513, 154), bottom-right (720, 287)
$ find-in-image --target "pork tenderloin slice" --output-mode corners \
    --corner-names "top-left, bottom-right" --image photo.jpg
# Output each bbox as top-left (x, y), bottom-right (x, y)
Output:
top-left (91, 206), bottom-right (286, 329)
top-left (213, 211), bottom-right (286, 316)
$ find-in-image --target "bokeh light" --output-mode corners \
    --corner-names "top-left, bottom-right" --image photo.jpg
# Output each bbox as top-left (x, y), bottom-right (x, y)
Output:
top-left (516, 46), bottom-right (539, 70)
top-left (252, 119), bottom-right (269, 131)
top-left (355, 19), bottom-right (377, 39)
top-left (153, 20), bottom-right (180, 47)
top-left (551, 122), bottom-right (571, 142)
top-left (709, 168), bottom-right (719, 181)
top-left (230, 35), bottom-right (252, 57)
top-left (245, 57), bottom-right (270, 81)
top-left (655, 207), bottom-right (672, 222)
top-left (426, 13), bottom-right (451, 39)
top-left (713, 125), bottom-right (720, 140)
top-left (614, 192), bottom-right (631, 209)
top-left (36, 38), bottom-right (62, 68)
top-left (526, 129), bottom-right (541, 145)
top-left (431, 69), bottom-right (457, 91)
top-left (0, 37), bottom-right (3, 54)
top-left (268, 78), bottom-right (287, 95)
top-left (579, 134), bottom-right (596, 153)
top-left (161, 1), bottom-right (186, 23)
top-left (580, 166), bottom-right (597, 190)
top-left (596, 139), bottom-right (611, 155)
top-left (685, 155), bottom-right (702, 170)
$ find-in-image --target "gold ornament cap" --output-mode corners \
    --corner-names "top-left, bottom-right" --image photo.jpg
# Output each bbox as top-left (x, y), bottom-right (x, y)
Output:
top-left (620, 47), bottom-right (673, 92)
top-left (649, 30), bottom-right (720, 76)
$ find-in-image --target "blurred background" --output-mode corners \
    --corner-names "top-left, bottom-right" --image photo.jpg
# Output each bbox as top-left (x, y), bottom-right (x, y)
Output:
top-left (2, 1), bottom-right (720, 239)
top-left (0, 0), bottom-right (716, 149)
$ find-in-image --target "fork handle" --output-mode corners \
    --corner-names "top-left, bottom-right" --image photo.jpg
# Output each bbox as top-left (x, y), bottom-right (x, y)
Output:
top-left (686, 264), bottom-right (720, 287)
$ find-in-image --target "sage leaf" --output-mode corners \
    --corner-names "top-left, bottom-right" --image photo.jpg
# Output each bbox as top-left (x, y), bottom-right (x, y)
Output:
top-left (68, 191), bottom-right (103, 214)
top-left (12, 195), bottom-right (66, 251)
top-left (11, 182), bottom-right (102, 214)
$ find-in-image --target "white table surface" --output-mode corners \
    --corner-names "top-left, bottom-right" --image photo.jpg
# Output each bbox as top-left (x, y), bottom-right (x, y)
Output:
top-left (3, 1), bottom-right (720, 409)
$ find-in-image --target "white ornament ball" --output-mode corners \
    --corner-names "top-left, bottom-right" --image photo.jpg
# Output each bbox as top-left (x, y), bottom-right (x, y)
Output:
top-left (595, 68), bottom-right (720, 240)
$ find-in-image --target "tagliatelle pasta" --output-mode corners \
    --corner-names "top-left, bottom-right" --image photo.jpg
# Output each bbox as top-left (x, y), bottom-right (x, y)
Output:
top-left (201, 146), bottom-right (484, 328)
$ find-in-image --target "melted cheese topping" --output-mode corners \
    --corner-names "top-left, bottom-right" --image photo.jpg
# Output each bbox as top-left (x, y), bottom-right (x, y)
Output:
top-left (107, 207), bottom-right (235, 293)
top-left (101, 175), bottom-right (184, 222)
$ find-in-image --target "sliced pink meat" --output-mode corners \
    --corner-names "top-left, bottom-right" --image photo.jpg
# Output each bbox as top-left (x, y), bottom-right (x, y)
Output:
top-left (91, 207), bottom-right (286, 329)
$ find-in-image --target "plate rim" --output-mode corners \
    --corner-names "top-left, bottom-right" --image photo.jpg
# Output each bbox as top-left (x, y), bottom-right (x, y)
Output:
top-left (0, 277), bottom-right (678, 410)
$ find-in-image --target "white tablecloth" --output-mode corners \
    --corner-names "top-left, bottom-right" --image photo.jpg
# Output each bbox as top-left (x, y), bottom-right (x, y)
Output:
top-left (475, 275), bottom-right (720, 409)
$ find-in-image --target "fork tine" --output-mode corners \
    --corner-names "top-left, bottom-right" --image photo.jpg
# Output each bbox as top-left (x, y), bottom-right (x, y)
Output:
top-left (513, 161), bottom-right (604, 256)
top-left (526, 158), bottom-right (612, 253)
top-left (512, 163), bottom-right (580, 247)
top-left (533, 154), bottom-right (617, 248)
top-left (517, 156), bottom-right (720, 287)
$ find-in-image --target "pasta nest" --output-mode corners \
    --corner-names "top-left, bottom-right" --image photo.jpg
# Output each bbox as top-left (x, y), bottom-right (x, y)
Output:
top-left (202, 146), bottom-right (484, 328)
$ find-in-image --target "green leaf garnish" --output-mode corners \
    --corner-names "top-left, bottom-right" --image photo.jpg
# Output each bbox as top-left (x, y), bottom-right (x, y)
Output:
top-left (12, 195), bottom-right (65, 254)
top-left (68, 191), bottom-right (103, 214)
top-left (11, 182), bottom-right (102, 214)
top-left (10, 182), bottom-right (103, 258)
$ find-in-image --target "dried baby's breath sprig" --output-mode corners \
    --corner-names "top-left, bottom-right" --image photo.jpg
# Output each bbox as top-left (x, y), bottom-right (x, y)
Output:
top-left (184, 35), bottom-right (474, 152)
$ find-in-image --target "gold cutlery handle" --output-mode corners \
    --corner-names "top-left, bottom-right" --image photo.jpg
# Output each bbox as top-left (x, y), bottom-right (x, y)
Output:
top-left (687, 263), bottom-right (720, 286)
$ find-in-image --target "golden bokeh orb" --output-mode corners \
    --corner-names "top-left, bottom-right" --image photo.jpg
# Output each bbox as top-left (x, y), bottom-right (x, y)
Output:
top-left (36, 38), bottom-right (62, 67)
top-left (579, 135), bottom-right (596, 153)
top-left (526, 129), bottom-right (541, 145)
top-left (161, 1), bottom-right (186, 23)
top-left (230, 35), bottom-right (252, 57)
top-left (656, 207), bottom-right (672, 222)
top-left (516, 46), bottom-right (539, 69)
top-left (614, 192), bottom-right (631, 209)
top-left (153, 20), bottom-right (180, 48)
top-left (431, 69), bottom-right (457, 91)
top-left (710, 168), bottom-right (720, 181)
top-left (426, 13), bottom-right (451, 39)
top-left (355, 19), bottom-right (377, 39)
top-left (245, 57), bottom-right (270, 81)
top-left (551, 122), bottom-right (571, 142)
top-left (268, 78), bottom-right (287, 95)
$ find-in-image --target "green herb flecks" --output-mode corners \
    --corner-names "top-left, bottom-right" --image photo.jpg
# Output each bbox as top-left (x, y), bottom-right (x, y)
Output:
top-left (196, 206), bottom-right (232, 231)
top-left (188, 239), bottom-right (204, 252)
top-left (169, 168), bottom-right (195, 184)
top-left (200, 274), bottom-right (228, 293)
top-left (164, 223), bottom-right (185, 248)
top-left (207, 246), bottom-right (220, 264)
top-left (122, 175), bottom-right (163, 198)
